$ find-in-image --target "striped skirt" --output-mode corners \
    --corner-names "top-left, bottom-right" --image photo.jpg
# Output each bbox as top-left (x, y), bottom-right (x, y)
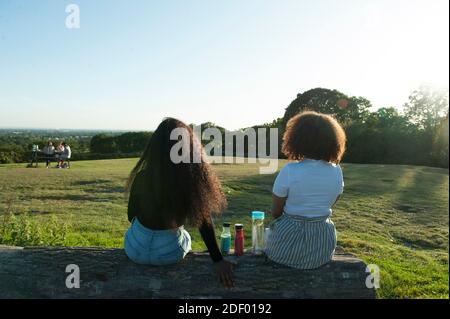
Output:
top-left (265, 213), bottom-right (336, 269)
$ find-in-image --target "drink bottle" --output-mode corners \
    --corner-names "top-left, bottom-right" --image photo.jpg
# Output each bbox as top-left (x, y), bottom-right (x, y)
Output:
top-left (234, 224), bottom-right (244, 256)
top-left (220, 222), bottom-right (231, 254)
top-left (251, 211), bottom-right (265, 254)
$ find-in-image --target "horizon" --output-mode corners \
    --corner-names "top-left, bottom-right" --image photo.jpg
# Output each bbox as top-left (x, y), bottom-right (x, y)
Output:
top-left (0, 126), bottom-right (133, 132)
top-left (0, 0), bottom-right (449, 131)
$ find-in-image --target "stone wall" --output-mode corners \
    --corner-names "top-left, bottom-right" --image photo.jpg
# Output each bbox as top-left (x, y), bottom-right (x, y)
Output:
top-left (0, 245), bottom-right (375, 298)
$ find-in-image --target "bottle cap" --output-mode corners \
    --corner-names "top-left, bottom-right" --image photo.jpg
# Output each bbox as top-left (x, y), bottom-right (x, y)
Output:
top-left (223, 222), bottom-right (231, 227)
top-left (251, 211), bottom-right (265, 219)
top-left (234, 223), bottom-right (243, 230)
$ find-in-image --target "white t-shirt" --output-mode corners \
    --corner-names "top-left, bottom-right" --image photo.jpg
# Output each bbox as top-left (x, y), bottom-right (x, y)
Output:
top-left (63, 146), bottom-right (71, 158)
top-left (272, 159), bottom-right (344, 218)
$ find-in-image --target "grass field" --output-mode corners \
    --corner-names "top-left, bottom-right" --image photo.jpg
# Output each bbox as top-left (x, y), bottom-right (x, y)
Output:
top-left (0, 158), bottom-right (448, 298)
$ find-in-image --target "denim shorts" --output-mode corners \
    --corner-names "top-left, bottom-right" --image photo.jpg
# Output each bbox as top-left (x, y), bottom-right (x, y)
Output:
top-left (124, 217), bottom-right (192, 265)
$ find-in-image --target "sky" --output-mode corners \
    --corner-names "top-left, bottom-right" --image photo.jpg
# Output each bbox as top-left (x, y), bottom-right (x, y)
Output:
top-left (0, 0), bottom-right (448, 131)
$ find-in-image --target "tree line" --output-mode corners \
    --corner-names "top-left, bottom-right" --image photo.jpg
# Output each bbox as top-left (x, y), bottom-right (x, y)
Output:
top-left (0, 130), bottom-right (92, 164)
top-left (1, 86), bottom-right (448, 168)
top-left (186, 86), bottom-right (448, 168)
top-left (276, 86), bottom-right (448, 168)
top-left (89, 132), bottom-right (152, 156)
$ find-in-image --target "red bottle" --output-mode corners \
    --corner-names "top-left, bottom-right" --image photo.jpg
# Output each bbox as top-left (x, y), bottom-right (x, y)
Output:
top-left (234, 224), bottom-right (244, 256)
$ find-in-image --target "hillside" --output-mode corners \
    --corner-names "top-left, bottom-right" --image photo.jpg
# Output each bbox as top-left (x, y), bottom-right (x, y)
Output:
top-left (0, 158), bottom-right (448, 298)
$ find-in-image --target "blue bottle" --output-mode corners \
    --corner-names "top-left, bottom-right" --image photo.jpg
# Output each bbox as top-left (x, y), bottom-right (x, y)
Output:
top-left (220, 222), bottom-right (231, 254)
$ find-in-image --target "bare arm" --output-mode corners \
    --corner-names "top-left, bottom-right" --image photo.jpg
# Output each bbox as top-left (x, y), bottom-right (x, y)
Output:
top-left (268, 193), bottom-right (287, 219)
top-left (332, 195), bottom-right (341, 207)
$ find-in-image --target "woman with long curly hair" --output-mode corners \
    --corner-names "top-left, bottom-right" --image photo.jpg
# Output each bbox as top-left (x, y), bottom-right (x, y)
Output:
top-left (124, 118), bottom-right (234, 287)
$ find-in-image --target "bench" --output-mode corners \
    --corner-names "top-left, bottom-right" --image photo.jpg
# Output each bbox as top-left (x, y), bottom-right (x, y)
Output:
top-left (0, 245), bottom-right (375, 298)
top-left (27, 151), bottom-right (70, 168)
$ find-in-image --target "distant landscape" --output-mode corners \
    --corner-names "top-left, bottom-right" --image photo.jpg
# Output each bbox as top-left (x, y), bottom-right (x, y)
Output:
top-left (1, 86), bottom-right (448, 169)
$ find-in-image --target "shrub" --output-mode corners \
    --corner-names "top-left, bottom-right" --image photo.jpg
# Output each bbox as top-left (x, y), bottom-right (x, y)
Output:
top-left (0, 211), bottom-right (70, 247)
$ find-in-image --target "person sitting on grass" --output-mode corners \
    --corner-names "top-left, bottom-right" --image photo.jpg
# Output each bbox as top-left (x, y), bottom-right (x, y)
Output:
top-left (57, 142), bottom-right (71, 168)
top-left (265, 111), bottom-right (346, 269)
top-left (124, 117), bottom-right (234, 288)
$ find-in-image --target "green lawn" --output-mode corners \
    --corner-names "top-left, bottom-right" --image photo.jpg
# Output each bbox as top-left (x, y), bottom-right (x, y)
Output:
top-left (0, 158), bottom-right (448, 298)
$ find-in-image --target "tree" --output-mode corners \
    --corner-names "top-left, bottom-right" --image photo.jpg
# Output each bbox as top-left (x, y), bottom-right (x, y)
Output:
top-left (344, 107), bottom-right (430, 165)
top-left (282, 88), bottom-right (372, 128)
top-left (404, 86), bottom-right (449, 131)
top-left (431, 115), bottom-right (449, 167)
top-left (402, 86), bottom-right (449, 167)
top-left (90, 134), bottom-right (118, 154)
top-left (115, 132), bottom-right (152, 153)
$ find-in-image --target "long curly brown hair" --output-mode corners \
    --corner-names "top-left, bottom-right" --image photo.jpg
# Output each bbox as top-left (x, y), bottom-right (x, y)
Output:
top-left (126, 117), bottom-right (227, 227)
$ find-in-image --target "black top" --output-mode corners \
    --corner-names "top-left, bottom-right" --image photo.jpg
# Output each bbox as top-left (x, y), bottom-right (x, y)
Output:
top-left (127, 171), bottom-right (223, 263)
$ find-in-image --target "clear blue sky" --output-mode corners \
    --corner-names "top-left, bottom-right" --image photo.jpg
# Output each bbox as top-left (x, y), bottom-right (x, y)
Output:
top-left (0, 0), bottom-right (448, 130)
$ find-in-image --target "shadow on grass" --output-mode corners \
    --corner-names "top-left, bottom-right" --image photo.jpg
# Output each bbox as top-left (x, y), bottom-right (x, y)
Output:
top-left (393, 169), bottom-right (449, 226)
top-left (36, 194), bottom-right (93, 201)
top-left (83, 187), bottom-right (125, 194)
top-left (72, 179), bottom-right (111, 186)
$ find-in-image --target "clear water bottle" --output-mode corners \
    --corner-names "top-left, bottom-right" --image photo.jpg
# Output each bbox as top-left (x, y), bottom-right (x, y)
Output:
top-left (251, 211), bottom-right (265, 254)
